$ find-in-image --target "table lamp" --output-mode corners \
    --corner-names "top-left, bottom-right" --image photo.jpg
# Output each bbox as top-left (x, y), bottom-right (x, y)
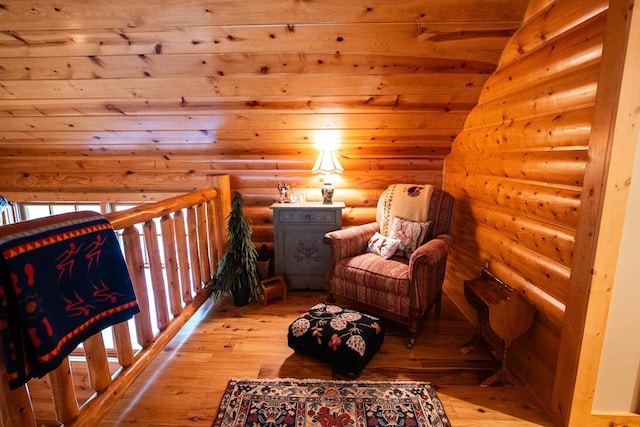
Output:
top-left (312, 150), bottom-right (344, 204)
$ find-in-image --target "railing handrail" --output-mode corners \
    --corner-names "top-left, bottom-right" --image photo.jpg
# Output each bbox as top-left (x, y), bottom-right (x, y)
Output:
top-left (105, 188), bottom-right (218, 229)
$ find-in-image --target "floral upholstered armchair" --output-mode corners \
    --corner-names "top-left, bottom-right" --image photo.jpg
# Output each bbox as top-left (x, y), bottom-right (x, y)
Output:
top-left (323, 184), bottom-right (455, 348)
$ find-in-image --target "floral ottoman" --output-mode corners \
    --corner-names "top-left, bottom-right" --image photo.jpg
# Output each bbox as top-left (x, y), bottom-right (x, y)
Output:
top-left (287, 303), bottom-right (385, 377)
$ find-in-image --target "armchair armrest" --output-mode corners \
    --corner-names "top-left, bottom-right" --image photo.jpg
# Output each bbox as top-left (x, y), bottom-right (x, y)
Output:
top-left (407, 233), bottom-right (455, 313)
top-left (409, 233), bottom-right (455, 270)
top-left (323, 222), bottom-right (380, 261)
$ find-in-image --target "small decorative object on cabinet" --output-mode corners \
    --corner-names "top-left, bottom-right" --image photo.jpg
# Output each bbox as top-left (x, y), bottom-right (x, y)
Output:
top-left (270, 202), bottom-right (344, 289)
top-left (277, 182), bottom-right (291, 203)
top-left (321, 182), bottom-right (334, 204)
top-left (460, 262), bottom-right (536, 387)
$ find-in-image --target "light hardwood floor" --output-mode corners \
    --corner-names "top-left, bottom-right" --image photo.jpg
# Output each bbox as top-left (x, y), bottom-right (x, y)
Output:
top-left (98, 290), bottom-right (556, 426)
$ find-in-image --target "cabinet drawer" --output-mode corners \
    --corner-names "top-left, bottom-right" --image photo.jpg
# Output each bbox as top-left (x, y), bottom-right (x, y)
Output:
top-left (277, 210), bottom-right (337, 224)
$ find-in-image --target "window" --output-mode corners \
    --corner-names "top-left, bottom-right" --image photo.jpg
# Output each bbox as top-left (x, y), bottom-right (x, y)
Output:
top-left (21, 202), bottom-right (103, 220)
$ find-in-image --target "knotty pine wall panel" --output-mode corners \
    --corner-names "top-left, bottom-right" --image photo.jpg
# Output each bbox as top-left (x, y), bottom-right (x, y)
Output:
top-left (442, 0), bottom-right (607, 413)
top-left (0, 24), bottom-right (516, 59)
top-left (0, 0), bottom-right (528, 252)
top-left (1, 1), bottom-right (531, 29)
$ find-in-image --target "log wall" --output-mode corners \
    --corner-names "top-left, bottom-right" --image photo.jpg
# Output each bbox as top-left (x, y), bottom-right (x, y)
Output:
top-left (0, 0), bottom-right (528, 249)
top-left (442, 0), bottom-right (610, 421)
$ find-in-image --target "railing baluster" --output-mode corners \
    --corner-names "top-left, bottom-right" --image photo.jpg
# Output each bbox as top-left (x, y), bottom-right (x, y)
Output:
top-left (174, 210), bottom-right (193, 304)
top-left (161, 214), bottom-right (182, 317)
top-left (186, 206), bottom-right (203, 294)
top-left (0, 353), bottom-right (36, 427)
top-left (48, 358), bottom-right (79, 424)
top-left (196, 203), bottom-right (211, 284)
top-left (83, 334), bottom-right (111, 392)
top-left (112, 322), bottom-right (134, 368)
top-left (207, 199), bottom-right (219, 273)
top-left (122, 226), bottom-right (154, 348)
top-left (143, 220), bottom-right (170, 331)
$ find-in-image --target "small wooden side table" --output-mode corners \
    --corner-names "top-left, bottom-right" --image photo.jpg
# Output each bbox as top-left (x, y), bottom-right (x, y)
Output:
top-left (260, 276), bottom-right (287, 306)
top-left (460, 265), bottom-right (536, 387)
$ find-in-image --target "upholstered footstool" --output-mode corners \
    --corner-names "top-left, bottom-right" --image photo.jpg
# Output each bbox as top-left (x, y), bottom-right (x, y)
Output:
top-left (287, 303), bottom-right (385, 377)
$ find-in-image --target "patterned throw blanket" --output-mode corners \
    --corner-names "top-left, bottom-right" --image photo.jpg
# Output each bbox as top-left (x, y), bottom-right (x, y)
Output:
top-left (0, 211), bottom-right (139, 389)
top-left (377, 183), bottom-right (434, 236)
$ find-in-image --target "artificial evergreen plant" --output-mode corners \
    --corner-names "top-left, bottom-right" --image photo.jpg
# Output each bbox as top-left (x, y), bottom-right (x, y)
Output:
top-left (212, 191), bottom-right (261, 305)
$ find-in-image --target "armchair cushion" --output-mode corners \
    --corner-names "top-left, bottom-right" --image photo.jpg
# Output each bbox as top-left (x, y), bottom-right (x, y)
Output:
top-left (389, 217), bottom-right (432, 259)
top-left (332, 254), bottom-right (410, 317)
top-left (336, 253), bottom-right (410, 295)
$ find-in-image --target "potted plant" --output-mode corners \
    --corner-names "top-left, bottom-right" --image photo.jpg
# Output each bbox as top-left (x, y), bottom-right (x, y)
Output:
top-left (212, 191), bottom-right (261, 306)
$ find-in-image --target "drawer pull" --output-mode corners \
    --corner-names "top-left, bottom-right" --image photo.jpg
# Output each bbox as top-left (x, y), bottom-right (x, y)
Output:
top-left (276, 209), bottom-right (338, 223)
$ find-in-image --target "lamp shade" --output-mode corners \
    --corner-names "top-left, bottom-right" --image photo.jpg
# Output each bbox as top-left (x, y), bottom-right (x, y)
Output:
top-left (312, 150), bottom-right (344, 175)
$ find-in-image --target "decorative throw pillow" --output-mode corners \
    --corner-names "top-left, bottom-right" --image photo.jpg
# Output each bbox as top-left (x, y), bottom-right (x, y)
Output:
top-left (389, 216), bottom-right (432, 259)
top-left (366, 232), bottom-right (401, 259)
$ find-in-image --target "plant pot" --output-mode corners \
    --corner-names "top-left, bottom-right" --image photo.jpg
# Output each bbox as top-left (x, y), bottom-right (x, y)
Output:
top-left (230, 287), bottom-right (251, 307)
top-left (257, 258), bottom-right (270, 281)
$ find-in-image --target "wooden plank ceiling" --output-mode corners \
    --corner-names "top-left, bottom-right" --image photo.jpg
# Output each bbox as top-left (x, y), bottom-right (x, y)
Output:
top-left (0, 0), bottom-right (529, 238)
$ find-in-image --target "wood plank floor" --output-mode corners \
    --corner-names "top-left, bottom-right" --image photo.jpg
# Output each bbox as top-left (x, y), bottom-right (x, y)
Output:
top-left (98, 290), bottom-right (556, 426)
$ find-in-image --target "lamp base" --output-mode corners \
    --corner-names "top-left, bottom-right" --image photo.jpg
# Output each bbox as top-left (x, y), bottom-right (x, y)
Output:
top-left (321, 182), bottom-right (334, 204)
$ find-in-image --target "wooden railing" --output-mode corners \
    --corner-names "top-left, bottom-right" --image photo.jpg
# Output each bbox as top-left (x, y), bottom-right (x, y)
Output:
top-left (0, 175), bottom-right (231, 427)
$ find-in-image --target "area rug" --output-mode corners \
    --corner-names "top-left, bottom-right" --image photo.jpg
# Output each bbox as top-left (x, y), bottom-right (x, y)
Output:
top-left (213, 377), bottom-right (451, 427)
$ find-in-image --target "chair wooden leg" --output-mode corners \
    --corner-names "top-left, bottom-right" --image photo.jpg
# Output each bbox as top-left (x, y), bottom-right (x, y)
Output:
top-left (326, 291), bottom-right (335, 303)
top-left (435, 291), bottom-right (442, 312)
top-left (407, 337), bottom-right (416, 349)
top-left (407, 324), bottom-right (418, 349)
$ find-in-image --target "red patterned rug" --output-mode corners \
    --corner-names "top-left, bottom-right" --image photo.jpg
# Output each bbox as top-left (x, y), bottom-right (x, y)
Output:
top-left (212, 378), bottom-right (451, 427)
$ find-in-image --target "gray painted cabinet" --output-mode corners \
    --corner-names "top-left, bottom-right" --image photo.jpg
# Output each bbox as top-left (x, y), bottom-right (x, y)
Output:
top-left (270, 202), bottom-right (345, 290)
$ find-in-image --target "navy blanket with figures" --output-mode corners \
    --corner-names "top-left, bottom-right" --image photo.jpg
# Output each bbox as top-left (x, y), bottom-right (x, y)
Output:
top-left (0, 211), bottom-right (139, 389)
